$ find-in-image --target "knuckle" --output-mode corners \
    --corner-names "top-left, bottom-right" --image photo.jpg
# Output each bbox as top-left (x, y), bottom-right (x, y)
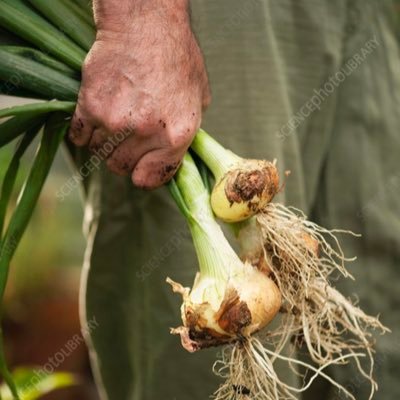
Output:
top-left (132, 107), bottom-right (154, 136)
top-left (103, 114), bottom-right (126, 134)
top-left (132, 118), bottom-right (150, 136)
top-left (165, 121), bottom-right (197, 149)
top-left (79, 91), bottom-right (102, 119)
top-left (164, 132), bottom-right (184, 149)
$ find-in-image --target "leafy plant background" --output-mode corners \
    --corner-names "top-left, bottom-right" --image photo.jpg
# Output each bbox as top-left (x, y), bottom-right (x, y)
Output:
top-left (0, 96), bottom-right (97, 399)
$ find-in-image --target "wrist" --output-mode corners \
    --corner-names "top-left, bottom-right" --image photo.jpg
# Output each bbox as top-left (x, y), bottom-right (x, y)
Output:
top-left (94, 0), bottom-right (190, 33)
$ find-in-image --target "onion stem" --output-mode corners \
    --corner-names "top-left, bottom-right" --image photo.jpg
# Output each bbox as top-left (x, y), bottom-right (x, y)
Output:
top-left (191, 129), bottom-right (241, 181)
top-left (174, 153), bottom-right (242, 283)
top-left (175, 152), bottom-right (213, 218)
top-left (167, 178), bottom-right (193, 222)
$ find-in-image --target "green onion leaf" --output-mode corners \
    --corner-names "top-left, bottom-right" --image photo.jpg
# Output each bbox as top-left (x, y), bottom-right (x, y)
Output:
top-left (0, 122), bottom-right (43, 237)
top-left (0, 27), bottom-right (29, 47)
top-left (0, 112), bottom-right (68, 299)
top-left (0, 48), bottom-right (80, 100)
top-left (0, 117), bottom-right (67, 396)
top-left (0, 114), bottom-right (45, 148)
top-left (73, 0), bottom-right (93, 15)
top-left (0, 46), bottom-right (78, 78)
top-left (0, 101), bottom-right (76, 119)
top-left (26, 0), bottom-right (95, 51)
top-left (61, 0), bottom-right (94, 27)
top-left (0, 82), bottom-right (42, 99)
top-left (0, 0), bottom-right (85, 70)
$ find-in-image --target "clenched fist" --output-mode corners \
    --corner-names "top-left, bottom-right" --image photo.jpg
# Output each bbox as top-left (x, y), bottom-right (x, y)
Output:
top-left (69, 0), bottom-right (210, 189)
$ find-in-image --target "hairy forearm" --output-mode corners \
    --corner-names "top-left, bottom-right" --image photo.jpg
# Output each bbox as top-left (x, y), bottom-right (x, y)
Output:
top-left (93, 0), bottom-right (190, 31)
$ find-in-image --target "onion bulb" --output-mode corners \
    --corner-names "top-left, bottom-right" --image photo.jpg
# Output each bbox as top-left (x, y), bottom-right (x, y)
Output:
top-left (191, 129), bottom-right (279, 222)
top-left (167, 153), bottom-right (281, 352)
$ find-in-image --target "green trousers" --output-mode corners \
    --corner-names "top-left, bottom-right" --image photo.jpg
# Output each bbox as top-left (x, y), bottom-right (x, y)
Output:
top-left (80, 1), bottom-right (400, 399)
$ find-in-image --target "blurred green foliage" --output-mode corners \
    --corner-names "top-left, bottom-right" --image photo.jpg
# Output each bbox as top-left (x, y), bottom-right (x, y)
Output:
top-left (0, 368), bottom-right (77, 400)
top-left (0, 136), bottom-right (85, 300)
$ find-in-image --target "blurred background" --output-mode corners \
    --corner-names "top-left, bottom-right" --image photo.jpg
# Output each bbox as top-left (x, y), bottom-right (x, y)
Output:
top-left (0, 97), bottom-right (98, 400)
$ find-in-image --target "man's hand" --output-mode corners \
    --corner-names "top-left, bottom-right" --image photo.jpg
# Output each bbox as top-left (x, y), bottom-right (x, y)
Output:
top-left (69, 0), bottom-right (210, 189)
